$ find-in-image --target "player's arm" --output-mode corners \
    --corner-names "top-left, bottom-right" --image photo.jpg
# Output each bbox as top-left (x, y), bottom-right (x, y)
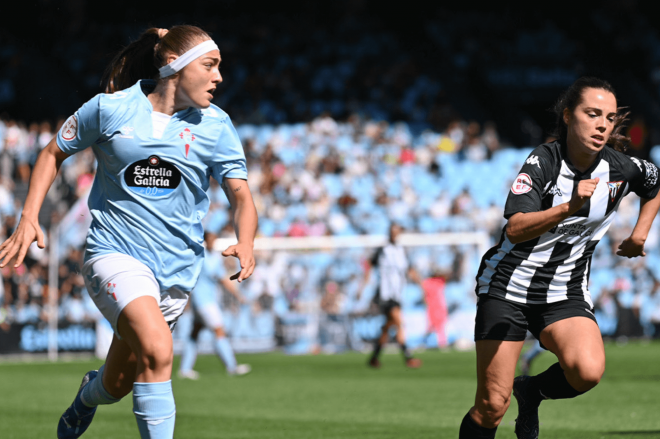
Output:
top-left (221, 177), bottom-right (258, 282)
top-left (407, 267), bottom-right (422, 284)
top-left (0, 139), bottom-right (70, 268)
top-left (220, 278), bottom-right (246, 303)
top-left (506, 178), bottom-right (599, 244)
top-left (617, 190), bottom-right (660, 258)
top-left (356, 255), bottom-right (375, 300)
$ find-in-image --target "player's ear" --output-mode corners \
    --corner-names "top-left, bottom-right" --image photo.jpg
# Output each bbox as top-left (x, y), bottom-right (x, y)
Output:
top-left (563, 108), bottom-right (571, 125)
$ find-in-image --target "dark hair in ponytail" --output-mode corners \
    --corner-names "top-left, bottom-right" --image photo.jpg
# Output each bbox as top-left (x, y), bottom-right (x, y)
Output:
top-left (102, 25), bottom-right (211, 93)
top-left (551, 77), bottom-right (630, 152)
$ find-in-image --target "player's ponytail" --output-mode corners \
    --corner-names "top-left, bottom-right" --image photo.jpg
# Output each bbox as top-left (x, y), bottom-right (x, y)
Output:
top-left (551, 77), bottom-right (630, 152)
top-left (102, 25), bottom-right (211, 93)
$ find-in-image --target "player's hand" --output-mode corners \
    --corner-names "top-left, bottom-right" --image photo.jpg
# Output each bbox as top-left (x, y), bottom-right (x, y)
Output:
top-left (222, 242), bottom-right (255, 283)
top-left (616, 235), bottom-right (646, 258)
top-left (568, 178), bottom-right (599, 214)
top-left (0, 217), bottom-right (44, 269)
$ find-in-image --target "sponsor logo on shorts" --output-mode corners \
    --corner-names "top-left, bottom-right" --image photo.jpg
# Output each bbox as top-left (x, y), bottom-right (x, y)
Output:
top-left (61, 115), bottom-right (78, 141)
top-left (584, 308), bottom-right (595, 317)
top-left (124, 155), bottom-right (182, 198)
top-left (511, 173), bottom-right (533, 194)
top-left (107, 283), bottom-right (118, 301)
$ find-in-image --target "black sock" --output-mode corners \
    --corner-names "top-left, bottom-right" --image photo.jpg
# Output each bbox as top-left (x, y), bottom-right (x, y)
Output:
top-left (371, 342), bottom-right (382, 361)
top-left (459, 412), bottom-right (497, 439)
top-left (531, 362), bottom-right (585, 400)
top-left (399, 343), bottom-right (412, 360)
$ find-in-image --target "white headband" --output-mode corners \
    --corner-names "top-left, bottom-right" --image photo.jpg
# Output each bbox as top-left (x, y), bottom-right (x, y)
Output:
top-left (159, 40), bottom-right (219, 78)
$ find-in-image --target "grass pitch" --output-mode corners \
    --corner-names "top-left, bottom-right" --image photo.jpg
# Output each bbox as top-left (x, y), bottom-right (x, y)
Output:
top-left (0, 341), bottom-right (659, 438)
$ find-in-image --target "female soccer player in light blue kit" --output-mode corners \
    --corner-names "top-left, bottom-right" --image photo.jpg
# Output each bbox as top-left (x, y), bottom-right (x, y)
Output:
top-left (0, 25), bottom-right (258, 439)
top-left (178, 231), bottom-right (251, 379)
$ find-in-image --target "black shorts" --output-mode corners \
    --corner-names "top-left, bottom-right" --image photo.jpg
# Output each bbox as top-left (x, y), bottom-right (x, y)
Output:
top-left (379, 299), bottom-right (401, 315)
top-left (474, 294), bottom-right (598, 349)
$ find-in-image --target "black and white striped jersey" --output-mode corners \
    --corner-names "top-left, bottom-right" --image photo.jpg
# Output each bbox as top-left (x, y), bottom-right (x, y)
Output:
top-left (476, 141), bottom-right (660, 306)
top-left (371, 244), bottom-right (409, 302)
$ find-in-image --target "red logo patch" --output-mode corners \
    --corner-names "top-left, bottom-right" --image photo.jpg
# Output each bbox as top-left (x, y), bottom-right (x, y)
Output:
top-left (511, 173), bottom-right (533, 194)
top-left (107, 282), bottom-right (118, 301)
top-left (61, 115), bottom-right (78, 141)
top-left (179, 128), bottom-right (196, 157)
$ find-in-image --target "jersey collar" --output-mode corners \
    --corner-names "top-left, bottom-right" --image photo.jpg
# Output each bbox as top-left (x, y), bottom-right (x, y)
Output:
top-left (137, 79), bottom-right (197, 119)
top-left (559, 140), bottom-right (606, 177)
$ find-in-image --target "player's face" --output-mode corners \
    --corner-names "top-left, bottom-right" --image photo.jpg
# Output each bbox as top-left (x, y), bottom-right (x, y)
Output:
top-left (564, 87), bottom-right (617, 156)
top-left (389, 225), bottom-right (402, 243)
top-left (176, 49), bottom-right (222, 109)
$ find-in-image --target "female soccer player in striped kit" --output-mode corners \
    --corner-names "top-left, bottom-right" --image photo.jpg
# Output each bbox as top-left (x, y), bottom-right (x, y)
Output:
top-left (0, 25), bottom-right (257, 439)
top-left (459, 77), bottom-right (660, 439)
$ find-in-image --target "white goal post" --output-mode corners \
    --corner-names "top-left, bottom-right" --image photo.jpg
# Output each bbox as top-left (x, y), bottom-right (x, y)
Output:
top-left (213, 232), bottom-right (490, 254)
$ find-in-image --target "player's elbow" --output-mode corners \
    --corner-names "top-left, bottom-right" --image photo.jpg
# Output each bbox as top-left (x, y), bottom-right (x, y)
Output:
top-left (505, 222), bottom-right (523, 244)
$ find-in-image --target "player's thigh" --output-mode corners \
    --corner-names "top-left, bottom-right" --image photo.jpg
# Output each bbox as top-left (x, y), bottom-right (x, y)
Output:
top-left (389, 305), bottom-right (402, 326)
top-left (194, 302), bottom-right (224, 330)
top-left (117, 295), bottom-right (174, 362)
top-left (539, 316), bottom-right (604, 375)
top-left (475, 339), bottom-right (524, 403)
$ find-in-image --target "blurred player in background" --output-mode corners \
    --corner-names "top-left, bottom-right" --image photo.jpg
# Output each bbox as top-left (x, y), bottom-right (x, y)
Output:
top-left (178, 232), bottom-right (251, 379)
top-left (0, 25), bottom-right (257, 439)
top-left (363, 224), bottom-right (422, 369)
top-left (519, 338), bottom-right (544, 376)
top-left (459, 77), bottom-right (660, 439)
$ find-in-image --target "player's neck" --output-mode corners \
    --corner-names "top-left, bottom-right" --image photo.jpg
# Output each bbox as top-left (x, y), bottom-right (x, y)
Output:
top-left (147, 81), bottom-right (187, 115)
top-left (566, 138), bottom-right (599, 173)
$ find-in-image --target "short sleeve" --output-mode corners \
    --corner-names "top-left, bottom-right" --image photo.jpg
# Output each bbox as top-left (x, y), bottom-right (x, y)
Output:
top-left (56, 94), bottom-right (102, 154)
top-left (503, 149), bottom-right (552, 219)
top-left (370, 248), bottom-right (382, 267)
top-left (210, 118), bottom-right (248, 182)
top-left (629, 157), bottom-right (660, 200)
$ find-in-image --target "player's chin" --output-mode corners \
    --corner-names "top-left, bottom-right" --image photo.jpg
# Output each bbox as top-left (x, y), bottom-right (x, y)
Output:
top-left (192, 97), bottom-right (213, 109)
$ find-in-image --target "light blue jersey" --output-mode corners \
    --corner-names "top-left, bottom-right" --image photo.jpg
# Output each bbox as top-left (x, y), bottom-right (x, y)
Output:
top-left (191, 250), bottom-right (226, 308)
top-left (56, 80), bottom-right (247, 292)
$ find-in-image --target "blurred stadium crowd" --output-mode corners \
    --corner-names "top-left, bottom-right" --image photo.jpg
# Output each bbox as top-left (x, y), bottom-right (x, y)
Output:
top-left (2, 113), bottom-right (660, 344)
top-left (4, 1), bottom-right (660, 147)
top-left (4, 1), bottom-right (660, 349)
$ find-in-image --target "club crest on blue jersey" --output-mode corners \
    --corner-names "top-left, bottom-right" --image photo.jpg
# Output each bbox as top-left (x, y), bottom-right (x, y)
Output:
top-left (179, 128), bottom-right (196, 157)
top-left (124, 155), bottom-right (182, 198)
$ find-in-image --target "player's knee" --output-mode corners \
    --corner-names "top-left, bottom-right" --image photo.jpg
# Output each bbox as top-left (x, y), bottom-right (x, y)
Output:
top-left (565, 359), bottom-right (604, 391)
top-left (138, 338), bottom-right (173, 372)
top-left (475, 393), bottom-right (510, 425)
top-left (575, 363), bottom-right (604, 390)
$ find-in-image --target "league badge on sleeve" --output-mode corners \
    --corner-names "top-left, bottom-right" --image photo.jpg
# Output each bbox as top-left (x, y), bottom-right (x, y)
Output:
top-left (61, 115), bottom-right (78, 141)
top-left (511, 173), bottom-right (532, 194)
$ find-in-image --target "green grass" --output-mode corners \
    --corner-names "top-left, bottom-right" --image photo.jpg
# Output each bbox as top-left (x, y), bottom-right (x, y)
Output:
top-left (1, 341), bottom-right (659, 438)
